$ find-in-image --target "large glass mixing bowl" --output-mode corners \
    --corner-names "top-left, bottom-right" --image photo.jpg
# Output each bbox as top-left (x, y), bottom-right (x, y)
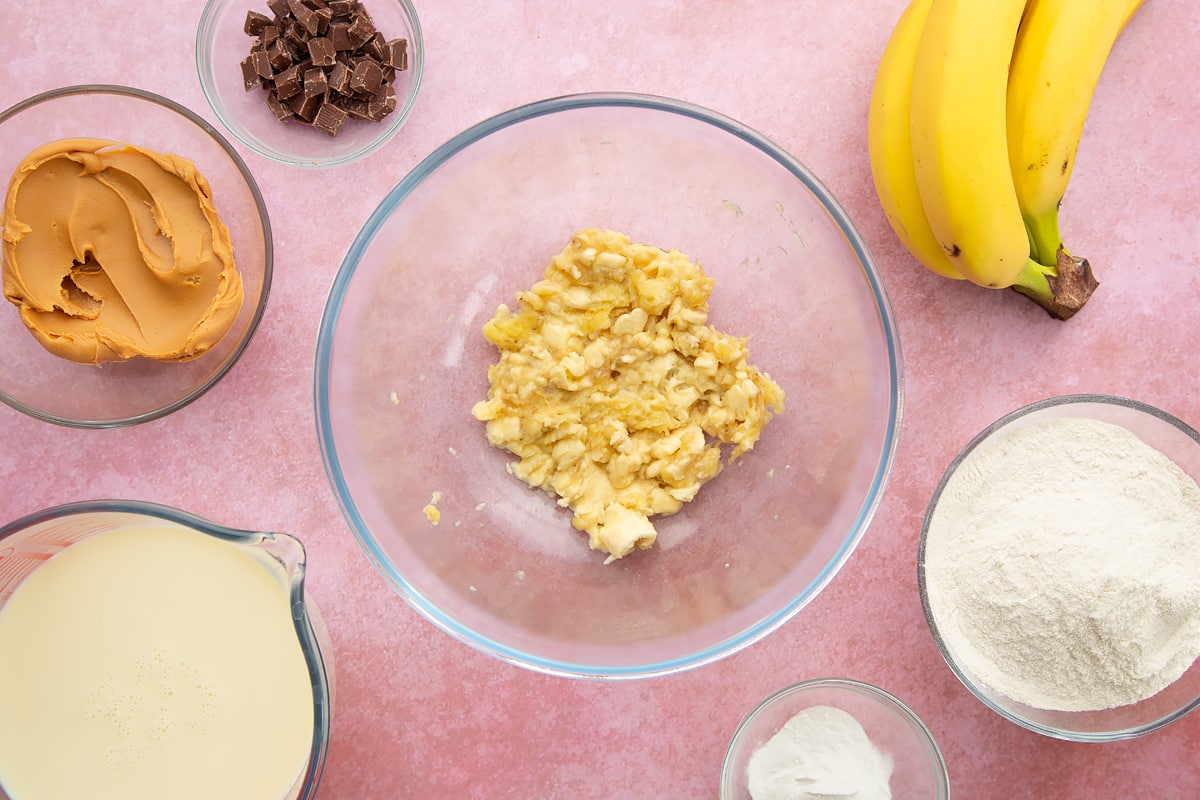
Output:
top-left (315, 93), bottom-right (902, 678)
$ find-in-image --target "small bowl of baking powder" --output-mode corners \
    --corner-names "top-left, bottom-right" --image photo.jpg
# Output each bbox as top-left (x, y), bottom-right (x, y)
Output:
top-left (920, 393), bottom-right (1200, 741)
top-left (720, 677), bottom-right (949, 800)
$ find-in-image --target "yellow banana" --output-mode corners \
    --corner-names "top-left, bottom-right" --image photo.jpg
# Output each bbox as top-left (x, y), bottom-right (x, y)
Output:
top-left (1007, 0), bottom-right (1146, 266)
top-left (867, 0), bottom-right (963, 281)
top-left (908, 0), bottom-right (1037, 291)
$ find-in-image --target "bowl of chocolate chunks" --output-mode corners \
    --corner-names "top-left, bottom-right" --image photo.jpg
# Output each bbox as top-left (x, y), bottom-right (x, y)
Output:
top-left (197, 0), bottom-right (423, 167)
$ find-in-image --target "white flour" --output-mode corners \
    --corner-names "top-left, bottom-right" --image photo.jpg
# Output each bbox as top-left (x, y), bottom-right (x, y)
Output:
top-left (746, 705), bottom-right (892, 800)
top-left (923, 416), bottom-right (1200, 711)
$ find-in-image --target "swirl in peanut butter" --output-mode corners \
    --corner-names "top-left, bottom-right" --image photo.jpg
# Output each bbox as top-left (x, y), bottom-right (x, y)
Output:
top-left (1, 139), bottom-right (244, 364)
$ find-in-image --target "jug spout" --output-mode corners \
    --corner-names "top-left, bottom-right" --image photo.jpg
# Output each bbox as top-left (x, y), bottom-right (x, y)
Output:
top-left (255, 530), bottom-right (307, 576)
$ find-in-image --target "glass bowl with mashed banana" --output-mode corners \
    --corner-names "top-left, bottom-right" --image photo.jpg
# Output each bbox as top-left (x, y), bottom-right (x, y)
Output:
top-left (0, 85), bottom-right (271, 427)
top-left (315, 93), bottom-right (902, 678)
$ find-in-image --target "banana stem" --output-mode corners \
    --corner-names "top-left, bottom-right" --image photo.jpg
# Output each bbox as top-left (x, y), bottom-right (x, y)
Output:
top-left (1025, 212), bottom-right (1064, 267)
top-left (1011, 250), bottom-right (1099, 320)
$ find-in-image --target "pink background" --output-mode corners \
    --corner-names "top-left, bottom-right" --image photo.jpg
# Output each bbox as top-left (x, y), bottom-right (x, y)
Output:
top-left (3, 1), bottom-right (1199, 797)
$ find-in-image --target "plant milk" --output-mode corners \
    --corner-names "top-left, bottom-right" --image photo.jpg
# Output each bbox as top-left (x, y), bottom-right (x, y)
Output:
top-left (0, 524), bottom-right (315, 800)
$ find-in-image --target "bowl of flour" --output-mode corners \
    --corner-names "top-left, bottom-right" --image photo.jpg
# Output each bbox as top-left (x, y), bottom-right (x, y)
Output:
top-left (920, 394), bottom-right (1200, 741)
top-left (720, 677), bottom-right (949, 800)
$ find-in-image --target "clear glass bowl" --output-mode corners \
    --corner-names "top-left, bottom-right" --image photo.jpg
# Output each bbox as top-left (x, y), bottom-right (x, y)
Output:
top-left (0, 500), bottom-right (332, 800)
top-left (196, 0), bottom-right (424, 168)
top-left (721, 678), bottom-right (949, 799)
top-left (0, 85), bottom-right (272, 428)
top-left (315, 93), bottom-right (903, 678)
top-left (919, 393), bottom-right (1200, 741)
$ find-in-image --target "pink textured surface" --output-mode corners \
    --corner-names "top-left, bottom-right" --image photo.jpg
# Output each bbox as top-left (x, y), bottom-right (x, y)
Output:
top-left (2, 1), bottom-right (1199, 797)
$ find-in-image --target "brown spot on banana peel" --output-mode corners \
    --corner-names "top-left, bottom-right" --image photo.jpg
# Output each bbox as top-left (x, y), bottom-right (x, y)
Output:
top-left (943, 242), bottom-right (1008, 287)
top-left (1011, 247), bottom-right (1099, 320)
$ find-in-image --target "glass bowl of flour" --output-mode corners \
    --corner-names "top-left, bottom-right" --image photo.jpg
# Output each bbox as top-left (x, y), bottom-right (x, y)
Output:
top-left (720, 677), bottom-right (949, 799)
top-left (919, 393), bottom-right (1200, 741)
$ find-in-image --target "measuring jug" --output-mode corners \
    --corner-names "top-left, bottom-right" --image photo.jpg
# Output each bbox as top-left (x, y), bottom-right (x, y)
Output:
top-left (0, 500), bottom-right (333, 800)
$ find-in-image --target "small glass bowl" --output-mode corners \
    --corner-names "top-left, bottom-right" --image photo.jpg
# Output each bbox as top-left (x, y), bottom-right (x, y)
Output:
top-left (721, 678), bottom-right (950, 799)
top-left (196, 0), bottom-right (424, 168)
top-left (0, 85), bottom-right (272, 428)
top-left (919, 393), bottom-right (1200, 741)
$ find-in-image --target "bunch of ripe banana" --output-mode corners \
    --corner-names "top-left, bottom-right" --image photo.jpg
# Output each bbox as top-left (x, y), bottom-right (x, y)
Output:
top-left (868, 0), bottom-right (1145, 319)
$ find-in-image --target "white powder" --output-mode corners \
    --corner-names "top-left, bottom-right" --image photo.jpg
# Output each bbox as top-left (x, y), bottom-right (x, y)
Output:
top-left (924, 416), bottom-right (1200, 711)
top-left (746, 705), bottom-right (892, 800)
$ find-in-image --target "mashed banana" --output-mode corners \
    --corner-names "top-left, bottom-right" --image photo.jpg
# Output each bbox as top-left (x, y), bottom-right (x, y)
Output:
top-left (471, 228), bottom-right (785, 562)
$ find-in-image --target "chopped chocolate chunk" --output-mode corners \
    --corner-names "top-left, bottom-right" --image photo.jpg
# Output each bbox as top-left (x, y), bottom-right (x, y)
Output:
top-left (362, 31), bottom-right (386, 62)
top-left (244, 10), bottom-right (273, 36)
top-left (327, 61), bottom-right (352, 94)
top-left (348, 58), bottom-right (383, 95)
top-left (328, 21), bottom-right (353, 50)
top-left (343, 97), bottom-right (371, 119)
top-left (282, 26), bottom-right (309, 60)
top-left (313, 7), bottom-right (332, 34)
top-left (307, 36), bottom-right (336, 67)
top-left (289, 92), bottom-right (324, 122)
top-left (328, 0), bottom-right (352, 15)
top-left (266, 39), bottom-right (293, 70)
top-left (303, 67), bottom-right (328, 97)
top-left (240, 55), bottom-right (264, 90)
top-left (273, 64), bottom-right (303, 100)
top-left (382, 38), bottom-right (407, 70)
top-left (367, 83), bottom-right (396, 121)
top-left (261, 24), bottom-right (280, 45)
top-left (286, 19), bottom-right (311, 44)
top-left (267, 0), bottom-right (291, 18)
top-left (370, 76), bottom-right (393, 100)
top-left (265, 92), bottom-right (293, 121)
top-left (312, 102), bottom-right (348, 136)
top-left (288, 0), bottom-right (319, 36)
top-left (347, 13), bottom-right (375, 48)
top-left (248, 48), bottom-right (274, 81)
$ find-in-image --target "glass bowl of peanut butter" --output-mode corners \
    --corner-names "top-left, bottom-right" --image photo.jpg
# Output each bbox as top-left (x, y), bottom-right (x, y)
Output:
top-left (315, 93), bottom-right (902, 679)
top-left (0, 85), bottom-right (271, 427)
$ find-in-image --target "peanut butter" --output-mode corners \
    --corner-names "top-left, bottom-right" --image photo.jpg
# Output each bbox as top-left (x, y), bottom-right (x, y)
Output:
top-left (2, 139), bottom-right (244, 364)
